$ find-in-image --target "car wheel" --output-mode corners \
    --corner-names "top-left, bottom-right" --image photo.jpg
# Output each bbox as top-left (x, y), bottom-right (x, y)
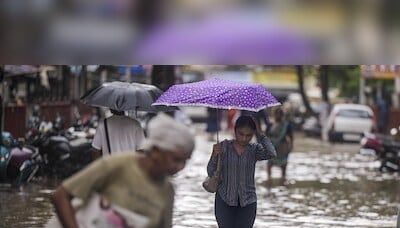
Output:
top-left (328, 131), bottom-right (336, 142)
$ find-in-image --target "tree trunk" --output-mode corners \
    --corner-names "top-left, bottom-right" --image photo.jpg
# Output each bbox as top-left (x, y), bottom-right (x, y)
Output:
top-left (319, 65), bottom-right (330, 103)
top-left (61, 66), bottom-right (71, 100)
top-left (296, 65), bottom-right (316, 117)
top-left (151, 65), bottom-right (175, 91)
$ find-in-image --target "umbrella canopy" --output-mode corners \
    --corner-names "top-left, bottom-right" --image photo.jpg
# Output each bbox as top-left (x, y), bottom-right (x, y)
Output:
top-left (81, 81), bottom-right (176, 112)
top-left (152, 78), bottom-right (280, 112)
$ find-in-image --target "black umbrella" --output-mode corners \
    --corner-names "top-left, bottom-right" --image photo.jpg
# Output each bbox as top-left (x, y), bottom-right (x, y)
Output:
top-left (81, 81), bottom-right (176, 113)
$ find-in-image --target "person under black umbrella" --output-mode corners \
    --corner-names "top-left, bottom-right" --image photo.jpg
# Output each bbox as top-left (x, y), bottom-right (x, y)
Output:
top-left (91, 109), bottom-right (145, 160)
top-left (81, 81), bottom-right (175, 160)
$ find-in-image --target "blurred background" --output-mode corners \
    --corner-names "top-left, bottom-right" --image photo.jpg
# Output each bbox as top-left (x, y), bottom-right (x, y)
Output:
top-left (1, 65), bottom-right (400, 136)
top-left (0, 65), bottom-right (399, 227)
top-left (0, 1), bottom-right (400, 63)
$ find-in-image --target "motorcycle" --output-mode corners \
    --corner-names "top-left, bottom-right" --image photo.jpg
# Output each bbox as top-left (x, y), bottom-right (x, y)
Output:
top-left (29, 128), bottom-right (92, 179)
top-left (65, 114), bottom-right (98, 140)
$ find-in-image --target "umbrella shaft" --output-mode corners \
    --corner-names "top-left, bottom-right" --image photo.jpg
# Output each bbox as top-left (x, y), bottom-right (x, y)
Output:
top-left (216, 109), bottom-right (219, 143)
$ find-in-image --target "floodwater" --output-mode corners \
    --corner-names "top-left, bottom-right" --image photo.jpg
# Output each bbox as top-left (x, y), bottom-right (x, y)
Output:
top-left (0, 179), bottom-right (58, 228)
top-left (173, 132), bottom-right (399, 228)
top-left (1, 132), bottom-right (399, 228)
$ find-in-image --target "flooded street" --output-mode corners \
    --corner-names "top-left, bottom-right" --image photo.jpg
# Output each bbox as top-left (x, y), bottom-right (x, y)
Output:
top-left (1, 131), bottom-right (399, 227)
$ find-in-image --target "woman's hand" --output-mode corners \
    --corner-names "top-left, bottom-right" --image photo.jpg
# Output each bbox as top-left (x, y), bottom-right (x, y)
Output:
top-left (212, 143), bottom-right (223, 157)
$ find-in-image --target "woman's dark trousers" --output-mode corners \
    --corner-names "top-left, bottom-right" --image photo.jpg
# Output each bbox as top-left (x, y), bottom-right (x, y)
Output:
top-left (215, 193), bottom-right (257, 228)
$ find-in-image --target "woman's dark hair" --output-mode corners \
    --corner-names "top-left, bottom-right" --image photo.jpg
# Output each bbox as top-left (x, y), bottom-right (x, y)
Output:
top-left (235, 115), bottom-right (256, 132)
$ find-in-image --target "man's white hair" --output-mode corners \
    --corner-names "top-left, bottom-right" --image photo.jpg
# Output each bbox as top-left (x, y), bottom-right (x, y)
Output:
top-left (141, 113), bottom-right (195, 154)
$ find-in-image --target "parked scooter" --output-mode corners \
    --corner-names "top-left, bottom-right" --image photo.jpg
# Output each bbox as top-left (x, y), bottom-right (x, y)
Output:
top-left (0, 132), bottom-right (41, 184)
top-left (360, 127), bottom-right (400, 173)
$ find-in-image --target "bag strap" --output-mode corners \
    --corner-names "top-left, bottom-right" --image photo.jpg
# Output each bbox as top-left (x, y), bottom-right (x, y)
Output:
top-left (215, 140), bottom-right (226, 175)
top-left (104, 118), bottom-right (112, 154)
top-left (216, 153), bottom-right (221, 174)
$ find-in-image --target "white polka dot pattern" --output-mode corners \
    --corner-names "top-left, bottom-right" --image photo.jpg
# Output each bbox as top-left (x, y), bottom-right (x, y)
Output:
top-left (153, 78), bottom-right (281, 111)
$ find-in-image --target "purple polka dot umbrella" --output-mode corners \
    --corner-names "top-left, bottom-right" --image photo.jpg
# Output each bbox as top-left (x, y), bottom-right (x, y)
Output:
top-left (152, 78), bottom-right (280, 111)
top-left (153, 78), bottom-right (280, 141)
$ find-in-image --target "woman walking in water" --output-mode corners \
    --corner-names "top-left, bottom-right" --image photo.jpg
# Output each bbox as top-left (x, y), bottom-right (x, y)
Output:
top-left (207, 115), bottom-right (276, 228)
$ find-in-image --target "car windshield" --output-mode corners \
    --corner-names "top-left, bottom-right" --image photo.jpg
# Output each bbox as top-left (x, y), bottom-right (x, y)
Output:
top-left (337, 109), bottom-right (371, 118)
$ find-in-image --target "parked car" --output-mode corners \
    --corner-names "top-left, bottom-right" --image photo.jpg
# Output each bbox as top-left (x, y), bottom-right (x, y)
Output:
top-left (180, 106), bottom-right (208, 123)
top-left (301, 102), bottom-right (324, 137)
top-left (326, 104), bottom-right (375, 142)
top-left (178, 70), bottom-right (204, 84)
top-left (302, 116), bottom-right (322, 137)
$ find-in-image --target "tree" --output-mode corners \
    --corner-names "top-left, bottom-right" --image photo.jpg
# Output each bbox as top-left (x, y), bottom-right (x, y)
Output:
top-left (319, 65), bottom-right (330, 103)
top-left (327, 65), bottom-right (360, 100)
top-left (296, 65), bottom-right (317, 117)
top-left (151, 65), bottom-right (175, 91)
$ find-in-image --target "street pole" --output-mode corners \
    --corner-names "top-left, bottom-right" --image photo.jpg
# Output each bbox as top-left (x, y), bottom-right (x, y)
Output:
top-left (395, 75), bottom-right (400, 109)
top-left (151, 65), bottom-right (175, 91)
top-left (125, 65), bottom-right (131, 82)
top-left (359, 75), bottom-right (366, 105)
top-left (397, 206), bottom-right (400, 228)
top-left (0, 66), bottom-right (4, 133)
top-left (0, 83), bottom-right (3, 146)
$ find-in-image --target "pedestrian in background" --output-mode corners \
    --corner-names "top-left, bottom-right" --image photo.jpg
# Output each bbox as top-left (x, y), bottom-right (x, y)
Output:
top-left (241, 109), bottom-right (271, 134)
top-left (267, 107), bottom-right (293, 185)
top-left (91, 109), bottom-right (145, 160)
top-left (226, 109), bottom-right (238, 132)
top-left (207, 116), bottom-right (276, 228)
top-left (52, 113), bottom-right (195, 228)
top-left (206, 108), bottom-right (220, 141)
top-left (377, 94), bottom-right (390, 133)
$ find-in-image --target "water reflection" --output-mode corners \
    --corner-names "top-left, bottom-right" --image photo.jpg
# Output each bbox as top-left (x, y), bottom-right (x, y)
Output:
top-left (0, 133), bottom-right (398, 227)
top-left (0, 179), bottom-right (58, 228)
